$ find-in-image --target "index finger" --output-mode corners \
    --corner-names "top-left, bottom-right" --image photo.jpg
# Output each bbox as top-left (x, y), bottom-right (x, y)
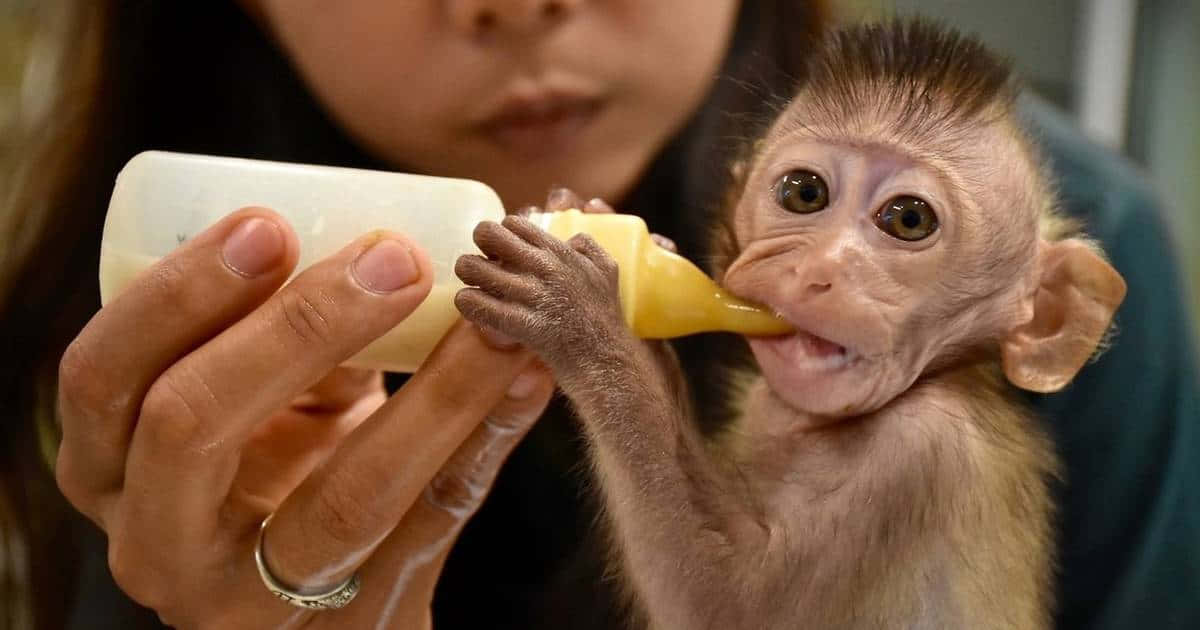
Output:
top-left (57, 208), bottom-right (299, 503)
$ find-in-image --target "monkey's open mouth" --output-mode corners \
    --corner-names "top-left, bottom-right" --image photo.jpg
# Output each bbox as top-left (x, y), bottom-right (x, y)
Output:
top-left (753, 329), bottom-right (858, 373)
top-left (795, 329), bottom-right (846, 358)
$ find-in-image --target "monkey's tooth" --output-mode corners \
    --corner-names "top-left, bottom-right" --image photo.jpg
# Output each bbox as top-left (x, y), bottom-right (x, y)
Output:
top-left (797, 330), bottom-right (846, 359)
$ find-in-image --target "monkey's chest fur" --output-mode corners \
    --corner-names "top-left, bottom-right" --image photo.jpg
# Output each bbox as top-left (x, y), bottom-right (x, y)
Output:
top-left (710, 364), bottom-right (1058, 629)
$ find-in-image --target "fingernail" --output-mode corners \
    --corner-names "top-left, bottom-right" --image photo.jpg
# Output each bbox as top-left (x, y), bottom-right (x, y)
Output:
top-left (652, 234), bottom-right (678, 252)
top-left (477, 325), bottom-right (520, 350)
top-left (546, 187), bottom-right (572, 208)
top-left (585, 198), bottom-right (613, 214)
top-left (506, 368), bottom-right (542, 400)
top-left (223, 217), bottom-right (285, 277)
top-left (353, 238), bottom-right (420, 293)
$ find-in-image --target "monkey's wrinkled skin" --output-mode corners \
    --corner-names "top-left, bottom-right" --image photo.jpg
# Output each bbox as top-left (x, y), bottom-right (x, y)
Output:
top-left (457, 20), bottom-right (1125, 630)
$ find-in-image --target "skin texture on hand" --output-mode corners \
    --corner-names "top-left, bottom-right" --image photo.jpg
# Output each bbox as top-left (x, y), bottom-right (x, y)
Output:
top-left (56, 207), bottom-right (554, 629)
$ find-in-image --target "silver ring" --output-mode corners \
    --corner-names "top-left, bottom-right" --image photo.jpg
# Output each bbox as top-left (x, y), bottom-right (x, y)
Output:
top-left (254, 514), bottom-right (361, 610)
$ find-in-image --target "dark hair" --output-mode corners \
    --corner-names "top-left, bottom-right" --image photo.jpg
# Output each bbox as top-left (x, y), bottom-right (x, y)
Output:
top-left (801, 19), bottom-right (1017, 134)
top-left (0, 1), bottom-right (827, 627)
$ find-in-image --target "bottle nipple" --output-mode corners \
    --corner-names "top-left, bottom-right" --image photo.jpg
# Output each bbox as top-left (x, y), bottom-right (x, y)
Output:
top-left (534, 209), bottom-right (792, 338)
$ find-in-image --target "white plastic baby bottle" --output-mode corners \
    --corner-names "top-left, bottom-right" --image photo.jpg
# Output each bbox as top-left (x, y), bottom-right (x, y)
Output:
top-left (100, 152), bottom-right (790, 373)
top-left (101, 151), bottom-right (505, 372)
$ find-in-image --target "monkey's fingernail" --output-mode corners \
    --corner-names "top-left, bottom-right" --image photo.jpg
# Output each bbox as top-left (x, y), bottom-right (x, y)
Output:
top-left (547, 187), bottom-right (575, 209)
top-left (652, 234), bottom-right (678, 253)
top-left (477, 325), bottom-right (521, 350)
top-left (584, 198), bottom-right (615, 214)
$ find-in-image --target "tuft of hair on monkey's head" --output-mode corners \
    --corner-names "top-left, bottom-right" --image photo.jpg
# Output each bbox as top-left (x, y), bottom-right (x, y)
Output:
top-left (790, 18), bottom-right (1071, 236)
top-left (801, 18), bottom-right (1018, 140)
top-left (715, 19), bottom-right (1048, 272)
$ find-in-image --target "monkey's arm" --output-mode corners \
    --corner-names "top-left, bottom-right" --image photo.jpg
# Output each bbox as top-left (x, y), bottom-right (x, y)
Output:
top-left (455, 216), bottom-right (775, 628)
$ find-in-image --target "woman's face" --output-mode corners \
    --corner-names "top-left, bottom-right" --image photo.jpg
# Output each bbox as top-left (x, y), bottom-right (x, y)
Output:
top-left (243, 0), bottom-right (740, 207)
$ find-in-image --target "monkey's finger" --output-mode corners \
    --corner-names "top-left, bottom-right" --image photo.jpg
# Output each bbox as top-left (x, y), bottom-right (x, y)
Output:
top-left (454, 254), bottom-right (542, 304)
top-left (454, 288), bottom-right (536, 342)
top-left (500, 214), bottom-right (577, 262)
top-left (583, 197), bottom-right (616, 214)
top-left (472, 220), bottom-right (548, 268)
top-left (651, 234), bottom-right (678, 253)
top-left (546, 187), bottom-right (585, 211)
top-left (567, 233), bottom-right (619, 278)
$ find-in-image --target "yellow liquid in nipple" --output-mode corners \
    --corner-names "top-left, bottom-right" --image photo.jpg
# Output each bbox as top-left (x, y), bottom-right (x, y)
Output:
top-left (538, 210), bottom-right (793, 338)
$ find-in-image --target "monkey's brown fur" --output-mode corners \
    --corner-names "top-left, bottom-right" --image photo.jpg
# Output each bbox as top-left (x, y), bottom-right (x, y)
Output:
top-left (456, 19), bottom-right (1124, 630)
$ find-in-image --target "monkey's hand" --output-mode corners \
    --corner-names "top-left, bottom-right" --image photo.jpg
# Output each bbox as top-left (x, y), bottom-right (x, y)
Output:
top-left (455, 214), bottom-right (643, 386)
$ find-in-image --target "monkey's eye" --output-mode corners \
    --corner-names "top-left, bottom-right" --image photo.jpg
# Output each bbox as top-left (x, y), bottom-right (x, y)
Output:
top-left (874, 196), bottom-right (939, 241)
top-left (775, 170), bottom-right (829, 214)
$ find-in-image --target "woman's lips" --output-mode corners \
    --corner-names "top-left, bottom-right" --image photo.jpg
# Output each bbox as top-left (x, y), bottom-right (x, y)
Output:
top-left (477, 93), bottom-right (604, 158)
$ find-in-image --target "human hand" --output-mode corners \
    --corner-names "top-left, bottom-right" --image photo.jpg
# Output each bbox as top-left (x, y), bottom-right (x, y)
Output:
top-left (56, 207), bottom-right (553, 629)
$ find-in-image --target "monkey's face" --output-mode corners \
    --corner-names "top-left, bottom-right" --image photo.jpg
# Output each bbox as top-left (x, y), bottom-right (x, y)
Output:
top-left (723, 127), bottom-right (1038, 422)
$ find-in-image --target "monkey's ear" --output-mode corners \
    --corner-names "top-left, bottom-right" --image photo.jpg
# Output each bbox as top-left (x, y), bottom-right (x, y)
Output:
top-left (1001, 240), bottom-right (1127, 393)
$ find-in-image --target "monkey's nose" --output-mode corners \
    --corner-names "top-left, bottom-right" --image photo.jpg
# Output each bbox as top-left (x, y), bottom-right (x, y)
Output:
top-left (803, 282), bottom-right (833, 300)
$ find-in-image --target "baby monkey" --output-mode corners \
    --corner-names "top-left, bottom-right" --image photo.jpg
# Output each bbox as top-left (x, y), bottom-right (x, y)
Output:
top-left (455, 20), bottom-right (1125, 630)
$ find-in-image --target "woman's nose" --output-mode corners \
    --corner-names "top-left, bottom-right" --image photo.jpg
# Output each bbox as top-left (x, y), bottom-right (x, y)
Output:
top-left (448, 0), bottom-right (582, 37)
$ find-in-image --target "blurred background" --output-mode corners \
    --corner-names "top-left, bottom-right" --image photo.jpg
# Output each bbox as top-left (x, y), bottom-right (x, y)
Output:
top-left (2, 0), bottom-right (1198, 319)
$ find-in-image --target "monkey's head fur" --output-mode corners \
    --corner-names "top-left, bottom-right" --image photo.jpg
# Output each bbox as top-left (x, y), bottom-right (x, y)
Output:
top-left (719, 20), bottom-right (1126, 423)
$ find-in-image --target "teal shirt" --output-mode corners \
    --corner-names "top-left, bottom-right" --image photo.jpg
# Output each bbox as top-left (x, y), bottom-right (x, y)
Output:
top-left (1022, 97), bottom-right (1200, 628)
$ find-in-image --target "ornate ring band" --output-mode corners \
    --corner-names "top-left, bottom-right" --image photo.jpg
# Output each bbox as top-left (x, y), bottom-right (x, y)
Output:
top-left (254, 514), bottom-right (361, 610)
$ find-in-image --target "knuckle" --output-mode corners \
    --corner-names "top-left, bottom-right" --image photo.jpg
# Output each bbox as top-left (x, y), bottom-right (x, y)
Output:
top-left (511, 277), bottom-right (539, 303)
top-left (57, 339), bottom-right (93, 402)
top-left (276, 285), bottom-right (338, 346)
top-left (529, 251), bottom-right (560, 277)
top-left (597, 255), bottom-right (619, 278)
top-left (568, 233), bottom-right (596, 249)
top-left (54, 447), bottom-right (98, 514)
top-left (145, 256), bottom-right (191, 306)
top-left (425, 468), bottom-right (486, 518)
top-left (58, 338), bottom-right (126, 420)
top-left (139, 369), bottom-right (210, 449)
top-left (312, 469), bottom-right (381, 546)
top-left (417, 362), bottom-right (465, 411)
top-left (108, 532), bottom-right (168, 609)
